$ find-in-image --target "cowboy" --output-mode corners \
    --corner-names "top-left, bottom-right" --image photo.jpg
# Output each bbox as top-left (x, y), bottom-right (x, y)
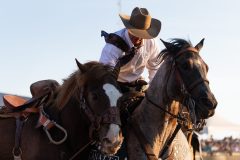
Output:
top-left (100, 7), bottom-right (162, 93)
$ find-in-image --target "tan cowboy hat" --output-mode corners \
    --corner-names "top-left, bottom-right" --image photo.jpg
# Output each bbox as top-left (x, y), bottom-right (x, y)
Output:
top-left (119, 7), bottom-right (161, 39)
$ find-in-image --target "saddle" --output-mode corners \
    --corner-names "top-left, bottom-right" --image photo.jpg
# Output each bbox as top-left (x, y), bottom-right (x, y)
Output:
top-left (2, 79), bottom-right (59, 114)
top-left (0, 80), bottom-right (68, 159)
top-left (118, 91), bottom-right (145, 126)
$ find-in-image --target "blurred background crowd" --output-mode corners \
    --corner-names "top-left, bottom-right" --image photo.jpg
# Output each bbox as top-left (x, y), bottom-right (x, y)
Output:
top-left (201, 136), bottom-right (240, 155)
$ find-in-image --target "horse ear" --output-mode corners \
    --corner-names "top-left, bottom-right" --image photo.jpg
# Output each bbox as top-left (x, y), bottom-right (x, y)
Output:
top-left (160, 39), bottom-right (174, 51)
top-left (195, 38), bottom-right (205, 52)
top-left (75, 58), bottom-right (86, 73)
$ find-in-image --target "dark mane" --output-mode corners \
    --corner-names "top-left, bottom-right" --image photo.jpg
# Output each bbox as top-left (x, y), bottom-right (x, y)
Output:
top-left (159, 39), bottom-right (193, 62)
top-left (53, 61), bottom-right (115, 109)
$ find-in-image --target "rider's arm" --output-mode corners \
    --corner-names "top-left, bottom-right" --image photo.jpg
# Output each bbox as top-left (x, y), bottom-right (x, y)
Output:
top-left (146, 38), bottom-right (161, 82)
top-left (99, 43), bottom-right (123, 67)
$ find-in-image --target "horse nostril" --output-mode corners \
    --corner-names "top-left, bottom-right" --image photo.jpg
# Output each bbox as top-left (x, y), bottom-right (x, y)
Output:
top-left (204, 100), bottom-right (213, 108)
top-left (200, 97), bottom-right (217, 109)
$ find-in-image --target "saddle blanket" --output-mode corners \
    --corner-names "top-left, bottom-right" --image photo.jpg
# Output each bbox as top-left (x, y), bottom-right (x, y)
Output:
top-left (88, 149), bottom-right (119, 160)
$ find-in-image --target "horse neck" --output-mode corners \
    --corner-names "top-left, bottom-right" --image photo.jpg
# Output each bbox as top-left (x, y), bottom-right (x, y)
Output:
top-left (148, 58), bottom-right (181, 125)
top-left (132, 60), bottom-right (181, 157)
top-left (46, 97), bottom-right (90, 155)
top-left (147, 60), bottom-right (171, 107)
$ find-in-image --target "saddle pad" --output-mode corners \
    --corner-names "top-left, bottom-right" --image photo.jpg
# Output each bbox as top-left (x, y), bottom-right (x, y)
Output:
top-left (3, 95), bottom-right (27, 108)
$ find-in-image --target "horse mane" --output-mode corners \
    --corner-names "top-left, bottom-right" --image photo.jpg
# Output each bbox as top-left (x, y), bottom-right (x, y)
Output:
top-left (159, 38), bottom-right (193, 62)
top-left (52, 61), bottom-right (115, 110)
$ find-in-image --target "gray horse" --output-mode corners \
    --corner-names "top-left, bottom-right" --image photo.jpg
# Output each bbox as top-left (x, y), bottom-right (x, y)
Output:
top-left (126, 39), bottom-right (217, 160)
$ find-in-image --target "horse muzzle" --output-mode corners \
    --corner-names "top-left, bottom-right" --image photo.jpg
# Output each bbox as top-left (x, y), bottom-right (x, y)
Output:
top-left (196, 95), bottom-right (218, 119)
top-left (99, 128), bottom-right (124, 155)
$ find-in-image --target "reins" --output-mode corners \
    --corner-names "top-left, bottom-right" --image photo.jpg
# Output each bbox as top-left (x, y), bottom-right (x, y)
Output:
top-left (68, 140), bottom-right (96, 160)
top-left (145, 93), bottom-right (185, 122)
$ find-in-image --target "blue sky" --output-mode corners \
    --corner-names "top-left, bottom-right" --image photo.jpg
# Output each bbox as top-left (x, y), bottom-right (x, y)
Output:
top-left (0, 0), bottom-right (239, 127)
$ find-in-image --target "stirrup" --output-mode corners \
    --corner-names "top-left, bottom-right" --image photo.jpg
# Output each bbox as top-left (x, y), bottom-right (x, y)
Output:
top-left (38, 106), bottom-right (68, 145)
top-left (12, 147), bottom-right (22, 160)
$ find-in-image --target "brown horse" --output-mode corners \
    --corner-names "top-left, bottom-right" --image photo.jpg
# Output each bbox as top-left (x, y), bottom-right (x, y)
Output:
top-left (126, 39), bottom-right (218, 160)
top-left (0, 59), bottom-right (124, 160)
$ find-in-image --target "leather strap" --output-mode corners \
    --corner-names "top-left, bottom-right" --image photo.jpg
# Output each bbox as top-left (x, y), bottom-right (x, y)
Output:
top-left (12, 117), bottom-right (25, 159)
top-left (129, 115), bottom-right (182, 160)
top-left (159, 123), bottom-right (181, 157)
top-left (130, 118), bottom-right (158, 160)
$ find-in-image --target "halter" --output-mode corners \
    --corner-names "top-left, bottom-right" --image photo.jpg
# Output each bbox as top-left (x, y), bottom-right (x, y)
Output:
top-left (69, 87), bottom-right (121, 160)
top-left (79, 87), bottom-right (121, 138)
top-left (174, 47), bottom-right (209, 126)
top-left (174, 47), bottom-right (209, 93)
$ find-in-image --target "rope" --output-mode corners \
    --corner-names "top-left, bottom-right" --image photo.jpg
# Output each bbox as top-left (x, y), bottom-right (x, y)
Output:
top-left (69, 140), bottom-right (95, 160)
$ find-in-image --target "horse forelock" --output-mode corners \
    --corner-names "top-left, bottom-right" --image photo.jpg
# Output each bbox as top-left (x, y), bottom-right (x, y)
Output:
top-left (161, 39), bottom-right (192, 59)
top-left (84, 62), bottom-right (115, 81)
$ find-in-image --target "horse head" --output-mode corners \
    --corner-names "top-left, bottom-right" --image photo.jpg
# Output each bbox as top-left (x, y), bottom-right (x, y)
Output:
top-left (74, 59), bottom-right (124, 155)
top-left (161, 38), bottom-right (218, 120)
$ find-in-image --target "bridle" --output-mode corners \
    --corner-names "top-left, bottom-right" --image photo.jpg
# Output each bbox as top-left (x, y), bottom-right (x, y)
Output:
top-left (146, 47), bottom-right (210, 126)
top-left (173, 47), bottom-right (209, 93)
top-left (173, 47), bottom-right (209, 129)
top-left (78, 87), bottom-right (121, 139)
top-left (69, 87), bottom-right (121, 160)
top-left (145, 47), bottom-right (208, 121)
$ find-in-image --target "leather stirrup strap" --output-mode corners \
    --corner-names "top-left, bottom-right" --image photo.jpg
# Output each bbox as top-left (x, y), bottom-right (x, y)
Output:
top-left (130, 118), bottom-right (158, 160)
top-left (159, 123), bottom-right (182, 157)
top-left (12, 117), bottom-right (25, 159)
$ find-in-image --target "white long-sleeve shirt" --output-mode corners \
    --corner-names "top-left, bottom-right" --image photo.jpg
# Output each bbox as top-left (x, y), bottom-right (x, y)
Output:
top-left (99, 28), bottom-right (161, 83)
